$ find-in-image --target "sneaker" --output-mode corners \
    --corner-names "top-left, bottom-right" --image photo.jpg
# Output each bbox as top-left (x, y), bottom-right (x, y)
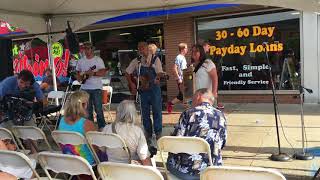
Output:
top-left (217, 103), bottom-right (225, 110)
top-left (167, 102), bottom-right (173, 113)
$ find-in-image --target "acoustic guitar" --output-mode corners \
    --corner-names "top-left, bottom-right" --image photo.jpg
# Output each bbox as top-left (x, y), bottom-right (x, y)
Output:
top-left (79, 65), bottom-right (96, 84)
top-left (128, 72), bottom-right (169, 93)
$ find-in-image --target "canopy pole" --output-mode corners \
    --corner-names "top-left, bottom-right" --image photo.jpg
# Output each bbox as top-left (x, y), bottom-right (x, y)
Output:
top-left (46, 17), bottom-right (59, 105)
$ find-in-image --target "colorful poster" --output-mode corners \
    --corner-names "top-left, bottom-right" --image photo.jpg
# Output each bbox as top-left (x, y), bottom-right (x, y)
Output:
top-left (12, 39), bottom-right (73, 82)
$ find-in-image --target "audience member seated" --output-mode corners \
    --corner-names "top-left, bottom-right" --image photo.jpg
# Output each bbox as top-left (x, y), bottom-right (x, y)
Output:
top-left (167, 88), bottom-right (227, 180)
top-left (40, 68), bottom-right (60, 94)
top-left (103, 100), bottom-right (152, 166)
top-left (57, 91), bottom-right (96, 166)
top-left (0, 139), bottom-right (36, 179)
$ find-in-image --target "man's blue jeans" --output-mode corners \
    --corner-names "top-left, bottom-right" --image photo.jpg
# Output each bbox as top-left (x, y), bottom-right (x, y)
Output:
top-left (140, 85), bottom-right (162, 136)
top-left (84, 89), bottom-right (106, 129)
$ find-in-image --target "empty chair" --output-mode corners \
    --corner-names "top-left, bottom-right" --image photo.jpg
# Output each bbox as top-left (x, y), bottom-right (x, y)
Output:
top-left (47, 91), bottom-right (65, 105)
top-left (98, 162), bottom-right (163, 180)
top-left (12, 126), bottom-right (53, 152)
top-left (38, 151), bottom-right (97, 180)
top-left (158, 136), bottom-right (213, 180)
top-left (52, 130), bottom-right (96, 166)
top-left (37, 91), bottom-right (65, 131)
top-left (200, 166), bottom-right (286, 180)
top-left (86, 131), bottom-right (130, 164)
top-left (0, 150), bottom-right (40, 179)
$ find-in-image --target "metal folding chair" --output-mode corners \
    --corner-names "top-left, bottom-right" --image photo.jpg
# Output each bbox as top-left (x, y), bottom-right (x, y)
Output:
top-left (98, 162), bottom-right (163, 180)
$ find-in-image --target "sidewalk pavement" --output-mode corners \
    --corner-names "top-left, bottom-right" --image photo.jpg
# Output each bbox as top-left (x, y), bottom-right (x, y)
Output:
top-left (105, 103), bottom-right (320, 179)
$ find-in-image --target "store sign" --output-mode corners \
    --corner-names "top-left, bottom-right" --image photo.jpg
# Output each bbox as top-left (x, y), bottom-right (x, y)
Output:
top-left (210, 26), bottom-right (284, 57)
top-left (13, 48), bottom-right (70, 78)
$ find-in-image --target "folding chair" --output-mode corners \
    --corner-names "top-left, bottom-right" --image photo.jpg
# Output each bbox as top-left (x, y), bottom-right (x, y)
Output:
top-left (36, 91), bottom-right (64, 131)
top-left (98, 162), bottom-right (164, 180)
top-left (0, 128), bottom-right (21, 151)
top-left (51, 130), bottom-right (97, 164)
top-left (200, 166), bottom-right (286, 180)
top-left (12, 126), bottom-right (53, 153)
top-left (86, 131), bottom-right (130, 164)
top-left (38, 152), bottom-right (97, 180)
top-left (0, 150), bottom-right (42, 179)
top-left (102, 85), bottom-right (113, 121)
top-left (158, 136), bottom-right (213, 180)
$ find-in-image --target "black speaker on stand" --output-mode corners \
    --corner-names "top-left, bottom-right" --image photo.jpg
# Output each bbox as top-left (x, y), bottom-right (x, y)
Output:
top-left (65, 21), bottom-right (79, 54)
top-left (0, 38), bottom-right (13, 81)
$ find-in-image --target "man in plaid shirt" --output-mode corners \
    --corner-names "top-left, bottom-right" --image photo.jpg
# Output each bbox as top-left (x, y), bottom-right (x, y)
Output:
top-left (167, 88), bottom-right (227, 180)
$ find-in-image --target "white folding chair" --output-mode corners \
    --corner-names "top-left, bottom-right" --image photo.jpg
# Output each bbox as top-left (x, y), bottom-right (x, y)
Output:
top-left (12, 126), bottom-right (53, 153)
top-left (38, 152), bottom-right (97, 180)
top-left (37, 91), bottom-right (65, 131)
top-left (51, 130), bottom-right (97, 164)
top-left (102, 86), bottom-right (113, 120)
top-left (47, 91), bottom-right (65, 105)
top-left (0, 150), bottom-right (42, 179)
top-left (0, 128), bottom-right (20, 151)
top-left (158, 136), bottom-right (213, 180)
top-left (86, 131), bottom-right (130, 164)
top-left (200, 166), bottom-right (286, 180)
top-left (98, 162), bottom-right (164, 180)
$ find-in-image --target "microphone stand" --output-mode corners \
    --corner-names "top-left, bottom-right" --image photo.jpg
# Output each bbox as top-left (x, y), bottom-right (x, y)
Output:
top-left (293, 86), bottom-right (314, 160)
top-left (264, 43), bottom-right (291, 161)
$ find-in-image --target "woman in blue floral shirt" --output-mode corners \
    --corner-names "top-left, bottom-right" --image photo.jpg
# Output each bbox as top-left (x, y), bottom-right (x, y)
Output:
top-left (167, 88), bottom-right (227, 180)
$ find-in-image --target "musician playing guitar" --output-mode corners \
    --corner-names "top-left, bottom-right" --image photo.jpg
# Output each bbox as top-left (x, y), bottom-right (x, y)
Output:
top-left (125, 42), bottom-right (164, 140)
top-left (76, 42), bottom-right (107, 129)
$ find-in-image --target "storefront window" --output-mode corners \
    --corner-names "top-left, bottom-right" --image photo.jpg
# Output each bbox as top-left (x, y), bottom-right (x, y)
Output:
top-left (197, 11), bottom-right (300, 91)
top-left (91, 24), bottom-right (164, 74)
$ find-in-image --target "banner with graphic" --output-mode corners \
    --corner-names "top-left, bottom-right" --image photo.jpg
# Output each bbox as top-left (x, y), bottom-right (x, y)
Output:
top-left (12, 39), bottom-right (81, 82)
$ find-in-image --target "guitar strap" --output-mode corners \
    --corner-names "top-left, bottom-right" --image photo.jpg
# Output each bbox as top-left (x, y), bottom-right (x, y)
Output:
top-left (150, 55), bottom-right (158, 68)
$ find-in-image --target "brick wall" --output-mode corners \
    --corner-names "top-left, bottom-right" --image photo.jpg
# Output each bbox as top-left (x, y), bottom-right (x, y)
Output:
top-left (164, 17), bottom-right (194, 101)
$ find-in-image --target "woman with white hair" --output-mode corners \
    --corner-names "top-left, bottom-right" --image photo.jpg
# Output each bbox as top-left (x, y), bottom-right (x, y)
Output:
top-left (103, 100), bottom-right (152, 166)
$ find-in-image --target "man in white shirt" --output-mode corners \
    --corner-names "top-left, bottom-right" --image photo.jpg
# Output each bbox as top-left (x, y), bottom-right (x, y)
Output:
top-left (167, 43), bottom-right (188, 113)
top-left (76, 42), bottom-right (107, 129)
top-left (125, 42), bottom-right (163, 139)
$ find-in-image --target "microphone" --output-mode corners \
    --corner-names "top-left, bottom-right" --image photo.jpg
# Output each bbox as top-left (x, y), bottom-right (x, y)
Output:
top-left (304, 87), bottom-right (313, 94)
top-left (299, 85), bottom-right (313, 94)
